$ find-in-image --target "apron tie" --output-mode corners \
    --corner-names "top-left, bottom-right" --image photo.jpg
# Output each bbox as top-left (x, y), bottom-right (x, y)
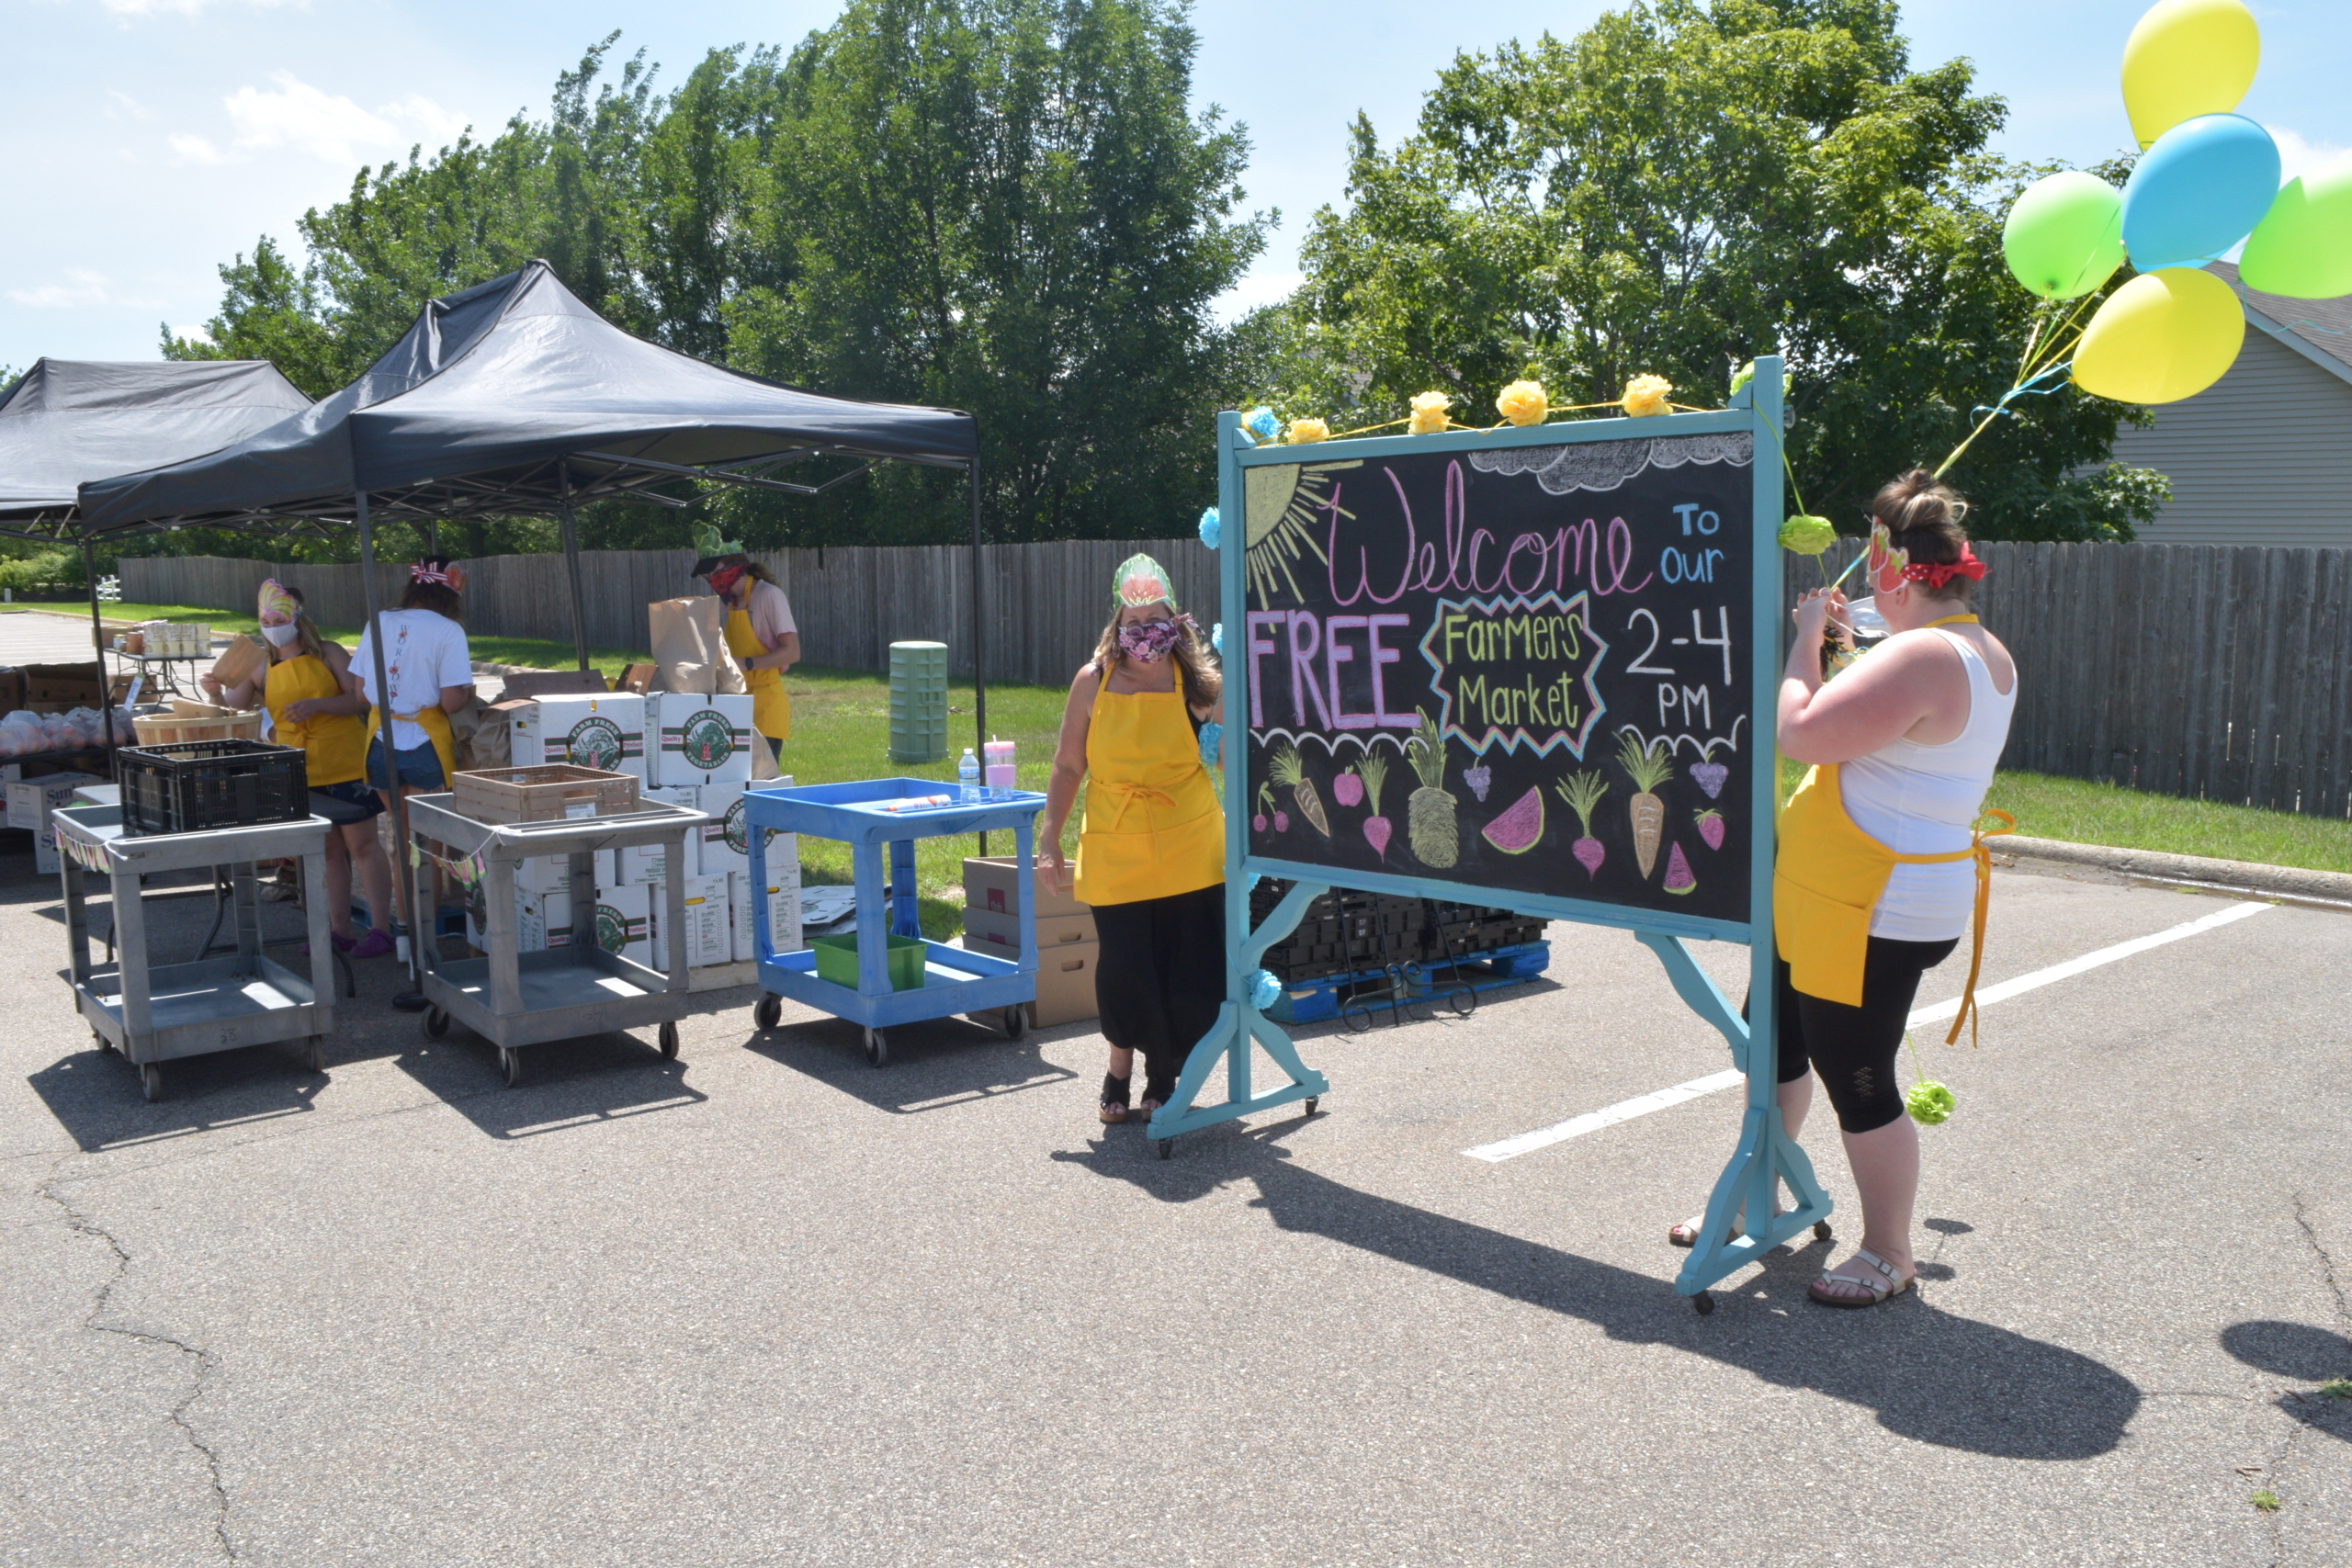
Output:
top-left (1940, 809), bottom-right (2016, 1048)
top-left (1091, 779), bottom-right (1179, 835)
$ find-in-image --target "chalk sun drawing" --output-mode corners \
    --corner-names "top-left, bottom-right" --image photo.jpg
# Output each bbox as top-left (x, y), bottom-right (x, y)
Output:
top-left (1244, 459), bottom-right (1355, 609)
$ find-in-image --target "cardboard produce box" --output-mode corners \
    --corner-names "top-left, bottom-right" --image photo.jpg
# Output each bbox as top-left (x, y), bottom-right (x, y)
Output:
top-left (963, 901), bottom-right (1095, 954)
top-left (650, 872), bottom-right (732, 966)
top-left (965, 930), bottom-right (1100, 1028)
top-left (963, 854), bottom-right (1089, 920)
top-left (520, 890), bottom-right (572, 952)
top-left (611, 785), bottom-right (700, 883)
top-left (649, 692), bottom-right (755, 787)
top-left (695, 780), bottom-right (794, 877)
top-left (509, 694), bottom-right (645, 780)
top-left (7, 772), bottom-right (105, 831)
top-left (731, 867), bottom-right (803, 964)
top-left (587, 881), bottom-right (653, 969)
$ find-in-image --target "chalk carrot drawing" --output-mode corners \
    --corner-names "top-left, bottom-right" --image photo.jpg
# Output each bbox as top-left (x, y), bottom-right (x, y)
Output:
top-left (1359, 751), bottom-right (1393, 862)
top-left (1405, 709), bottom-right (1459, 869)
top-left (1270, 743), bottom-right (1330, 837)
top-left (1695, 808), bottom-right (1724, 850)
top-left (1619, 730), bottom-right (1673, 878)
top-left (1480, 786), bottom-right (1545, 855)
top-left (1555, 769), bottom-right (1609, 879)
top-left (1662, 841), bottom-right (1697, 895)
top-left (1332, 766), bottom-right (1364, 809)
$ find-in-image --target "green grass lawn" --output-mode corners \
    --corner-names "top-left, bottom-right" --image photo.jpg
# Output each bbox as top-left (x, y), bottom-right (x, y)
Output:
top-left (50, 603), bottom-right (654, 682)
top-left (1775, 757), bottom-right (2352, 874)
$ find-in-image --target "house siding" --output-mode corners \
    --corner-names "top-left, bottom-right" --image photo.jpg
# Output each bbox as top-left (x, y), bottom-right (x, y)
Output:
top-left (2108, 327), bottom-right (2352, 548)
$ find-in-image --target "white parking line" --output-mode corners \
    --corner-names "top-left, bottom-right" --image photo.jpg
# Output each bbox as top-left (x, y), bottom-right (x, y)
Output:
top-left (1464, 899), bottom-right (2277, 1164)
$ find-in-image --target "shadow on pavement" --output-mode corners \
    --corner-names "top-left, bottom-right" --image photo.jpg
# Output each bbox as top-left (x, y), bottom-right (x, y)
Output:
top-left (386, 1020), bottom-right (709, 1139)
top-left (745, 1011), bottom-right (1080, 1114)
top-left (1056, 1123), bottom-right (2143, 1461)
top-left (2223, 1320), bottom-right (2352, 1438)
top-left (27, 1041), bottom-right (323, 1152)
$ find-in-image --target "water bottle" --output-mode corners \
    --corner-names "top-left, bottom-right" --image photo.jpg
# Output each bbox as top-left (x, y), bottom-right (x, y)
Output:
top-left (958, 747), bottom-right (980, 801)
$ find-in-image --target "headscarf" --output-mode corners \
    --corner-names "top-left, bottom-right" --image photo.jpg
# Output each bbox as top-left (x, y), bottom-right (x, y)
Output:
top-left (256, 578), bottom-right (300, 622)
top-left (1113, 553), bottom-right (1177, 613)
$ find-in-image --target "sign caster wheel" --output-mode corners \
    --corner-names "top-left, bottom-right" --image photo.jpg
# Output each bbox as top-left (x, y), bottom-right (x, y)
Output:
top-left (1156, 1138), bottom-right (1174, 1160)
top-left (659, 1021), bottom-right (680, 1060)
top-left (863, 1028), bottom-right (888, 1068)
top-left (1001, 1006), bottom-right (1027, 1041)
top-left (1303, 1096), bottom-right (1319, 1117)
top-left (499, 1047), bottom-right (524, 1089)
top-left (754, 995), bottom-right (782, 1032)
top-left (1691, 1290), bottom-right (1715, 1316)
top-left (303, 1036), bottom-right (327, 1074)
top-left (140, 1063), bottom-right (163, 1103)
top-left (422, 1006), bottom-right (450, 1040)
top-left (1814, 1221), bottom-right (1833, 1243)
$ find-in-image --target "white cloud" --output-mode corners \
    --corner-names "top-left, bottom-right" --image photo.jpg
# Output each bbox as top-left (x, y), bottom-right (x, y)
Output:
top-left (1213, 266), bottom-right (1304, 324)
top-left (92, 0), bottom-right (302, 16)
top-left (2269, 126), bottom-right (2352, 185)
top-left (105, 89), bottom-right (154, 122)
top-left (169, 324), bottom-right (216, 345)
top-left (167, 131), bottom-right (224, 165)
top-left (219, 72), bottom-right (465, 164)
top-left (6, 269), bottom-right (156, 309)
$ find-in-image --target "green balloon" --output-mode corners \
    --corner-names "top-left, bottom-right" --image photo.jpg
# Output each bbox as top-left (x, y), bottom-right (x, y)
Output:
top-left (2003, 171), bottom-right (2126, 300)
top-left (2240, 164), bottom-right (2352, 299)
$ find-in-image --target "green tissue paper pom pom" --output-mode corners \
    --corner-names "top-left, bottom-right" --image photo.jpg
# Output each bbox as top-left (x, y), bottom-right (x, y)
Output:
top-left (1729, 360), bottom-right (1755, 397)
top-left (1905, 1080), bottom-right (1956, 1126)
top-left (1779, 513), bottom-right (1836, 556)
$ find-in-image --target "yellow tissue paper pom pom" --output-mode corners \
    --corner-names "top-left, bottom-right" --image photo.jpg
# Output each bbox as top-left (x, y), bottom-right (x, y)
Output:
top-left (1621, 374), bottom-right (1674, 418)
top-left (1284, 417), bottom-right (1330, 444)
top-left (1495, 379), bottom-right (1548, 427)
top-left (1408, 390), bottom-right (1451, 435)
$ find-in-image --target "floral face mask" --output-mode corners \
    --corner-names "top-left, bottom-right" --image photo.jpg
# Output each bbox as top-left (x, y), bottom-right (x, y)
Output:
top-left (1117, 617), bottom-right (1184, 663)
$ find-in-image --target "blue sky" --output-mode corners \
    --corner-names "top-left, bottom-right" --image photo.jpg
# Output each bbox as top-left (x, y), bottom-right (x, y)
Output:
top-left (4, 0), bottom-right (2346, 371)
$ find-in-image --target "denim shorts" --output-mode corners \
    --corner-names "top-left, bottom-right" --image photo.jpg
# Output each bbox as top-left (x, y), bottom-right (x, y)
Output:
top-left (366, 739), bottom-right (446, 793)
top-left (314, 778), bottom-right (386, 819)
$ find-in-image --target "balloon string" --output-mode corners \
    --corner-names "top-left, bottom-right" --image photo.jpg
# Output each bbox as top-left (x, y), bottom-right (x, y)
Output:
top-left (1934, 355), bottom-right (2078, 479)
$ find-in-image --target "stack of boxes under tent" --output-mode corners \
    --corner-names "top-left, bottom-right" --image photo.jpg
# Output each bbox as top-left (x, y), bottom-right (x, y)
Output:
top-left (480, 688), bottom-right (799, 983)
top-left (959, 856), bottom-right (1098, 1028)
top-left (887, 640), bottom-right (947, 764)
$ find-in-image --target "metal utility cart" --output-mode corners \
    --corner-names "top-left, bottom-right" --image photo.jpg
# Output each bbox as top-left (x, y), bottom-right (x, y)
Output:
top-left (52, 803), bottom-right (335, 1102)
top-left (742, 779), bottom-right (1047, 1066)
top-left (403, 793), bottom-right (706, 1088)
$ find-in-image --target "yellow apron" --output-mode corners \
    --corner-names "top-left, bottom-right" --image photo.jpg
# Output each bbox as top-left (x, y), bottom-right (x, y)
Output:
top-left (725, 605), bottom-right (791, 741)
top-left (364, 702), bottom-right (458, 791)
top-left (1075, 662), bottom-right (1225, 907)
top-left (1773, 615), bottom-right (2013, 1043)
top-left (263, 653), bottom-right (367, 787)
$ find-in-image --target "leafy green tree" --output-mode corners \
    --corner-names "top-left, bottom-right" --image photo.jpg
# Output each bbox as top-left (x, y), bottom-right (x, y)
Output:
top-left (1262, 0), bottom-right (2162, 541)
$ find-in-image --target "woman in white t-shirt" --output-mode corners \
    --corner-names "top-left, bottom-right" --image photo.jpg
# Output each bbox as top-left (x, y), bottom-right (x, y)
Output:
top-left (693, 550), bottom-right (799, 757)
top-left (351, 558), bottom-right (475, 948)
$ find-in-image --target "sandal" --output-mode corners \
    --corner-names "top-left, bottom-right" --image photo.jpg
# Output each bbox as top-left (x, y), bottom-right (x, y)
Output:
top-left (1139, 1075), bottom-right (1176, 1120)
top-left (1807, 1247), bottom-right (1914, 1308)
top-left (1668, 1212), bottom-right (1741, 1248)
top-left (1099, 1072), bottom-right (1132, 1125)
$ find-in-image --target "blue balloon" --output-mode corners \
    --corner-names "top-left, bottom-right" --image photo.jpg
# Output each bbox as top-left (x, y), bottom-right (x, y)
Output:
top-left (2121, 113), bottom-right (2281, 273)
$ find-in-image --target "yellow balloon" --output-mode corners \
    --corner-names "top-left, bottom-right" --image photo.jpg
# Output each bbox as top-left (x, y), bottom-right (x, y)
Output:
top-left (2121, 0), bottom-right (2261, 150)
top-left (2074, 267), bottom-right (2245, 404)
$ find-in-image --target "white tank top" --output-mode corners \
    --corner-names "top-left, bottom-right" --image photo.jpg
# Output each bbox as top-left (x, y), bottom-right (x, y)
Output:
top-left (1839, 628), bottom-right (2017, 942)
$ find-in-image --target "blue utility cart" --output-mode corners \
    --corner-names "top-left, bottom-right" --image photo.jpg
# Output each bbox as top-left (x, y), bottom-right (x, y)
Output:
top-left (741, 778), bottom-right (1050, 1066)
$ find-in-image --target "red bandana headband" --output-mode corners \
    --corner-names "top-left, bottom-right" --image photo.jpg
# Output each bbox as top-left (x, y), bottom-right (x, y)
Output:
top-left (1900, 544), bottom-right (1987, 589)
top-left (410, 562), bottom-right (462, 589)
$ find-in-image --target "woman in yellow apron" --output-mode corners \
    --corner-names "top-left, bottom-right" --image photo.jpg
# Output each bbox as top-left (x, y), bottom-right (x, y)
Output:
top-left (1671, 471), bottom-right (2017, 1309)
top-left (204, 580), bottom-right (397, 957)
top-left (354, 558), bottom-right (473, 950)
top-left (693, 548), bottom-right (797, 755)
top-left (1038, 554), bottom-right (1226, 1123)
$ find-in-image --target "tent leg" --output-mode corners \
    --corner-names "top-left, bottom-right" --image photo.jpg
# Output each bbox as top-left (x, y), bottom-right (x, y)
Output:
top-left (84, 538), bottom-right (119, 782)
top-left (358, 492), bottom-right (428, 1012)
top-left (970, 455), bottom-right (988, 858)
top-left (559, 465), bottom-right (591, 675)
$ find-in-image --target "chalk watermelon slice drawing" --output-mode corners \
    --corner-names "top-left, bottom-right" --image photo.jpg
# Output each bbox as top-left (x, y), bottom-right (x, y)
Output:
top-left (1662, 841), bottom-right (1697, 895)
top-left (1479, 786), bottom-right (1545, 855)
top-left (1555, 769), bottom-right (1608, 879)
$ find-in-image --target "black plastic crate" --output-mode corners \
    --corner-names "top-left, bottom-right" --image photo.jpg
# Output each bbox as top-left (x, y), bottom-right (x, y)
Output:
top-left (119, 739), bottom-right (308, 838)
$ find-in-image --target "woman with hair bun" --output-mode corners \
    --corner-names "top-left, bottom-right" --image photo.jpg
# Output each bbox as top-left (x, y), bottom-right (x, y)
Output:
top-left (1669, 470), bottom-right (2017, 1309)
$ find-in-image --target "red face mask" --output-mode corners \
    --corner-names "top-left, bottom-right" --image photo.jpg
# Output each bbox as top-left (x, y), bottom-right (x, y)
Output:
top-left (706, 564), bottom-right (747, 597)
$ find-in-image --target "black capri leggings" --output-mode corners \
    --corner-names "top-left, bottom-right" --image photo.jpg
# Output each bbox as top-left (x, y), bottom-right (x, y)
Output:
top-left (1091, 882), bottom-right (1227, 1096)
top-left (1755, 936), bottom-right (1958, 1135)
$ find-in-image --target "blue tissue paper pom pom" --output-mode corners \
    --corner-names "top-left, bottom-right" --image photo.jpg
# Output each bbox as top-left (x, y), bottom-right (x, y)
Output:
top-left (1242, 405), bottom-right (1280, 442)
top-left (1198, 506), bottom-right (1221, 550)
top-left (1250, 969), bottom-right (1282, 1010)
top-left (1210, 621), bottom-right (1223, 655)
top-left (1197, 719), bottom-right (1223, 768)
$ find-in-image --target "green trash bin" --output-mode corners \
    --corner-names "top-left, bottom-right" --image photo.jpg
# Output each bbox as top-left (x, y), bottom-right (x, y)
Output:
top-left (888, 640), bottom-right (948, 763)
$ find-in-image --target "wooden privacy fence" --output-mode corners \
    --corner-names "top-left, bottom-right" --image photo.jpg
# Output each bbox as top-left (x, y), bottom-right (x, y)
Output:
top-left (126, 536), bottom-right (2350, 816)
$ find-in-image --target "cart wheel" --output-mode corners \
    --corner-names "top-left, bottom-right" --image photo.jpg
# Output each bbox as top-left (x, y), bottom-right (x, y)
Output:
top-left (93, 1030), bottom-right (116, 1055)
top-left (1001, 1006), bottom-right (1027, 1041)
top-left (140, 1063), bottom-right (163, 1103)
top-left (659, 1021), bottom-right (680, 1061)
top-left (499, 1047), bottom-right (524, 1089)
top-left (1304, 1096), bottom-right (1319, 1117)
top-left (863, 1027), bottom-right (889, 1068)
top-left (422, 1006), bottom-right (450, 1040)
top-left (754, 994), bottom-right (782, 1032)
top-left (1156, 1138), bottom-right (1174, 1161)
top-left (1692, 1290), bottom-right (1715, 1316)
top-left (303, 1036), bottom-right (327, 1074)
top-left (1814, 1220), bottom-right (1833, 1243)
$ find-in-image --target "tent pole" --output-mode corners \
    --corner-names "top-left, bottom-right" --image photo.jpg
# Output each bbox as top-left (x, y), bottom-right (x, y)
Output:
top-left (969, 455), bottom-right (988, 859)
top-left (83, 537), bottom-right (119, 783)
top-left (359, 491), bottom-right (428, 1010)
top-left (558, 462), bottom-right (591, 675)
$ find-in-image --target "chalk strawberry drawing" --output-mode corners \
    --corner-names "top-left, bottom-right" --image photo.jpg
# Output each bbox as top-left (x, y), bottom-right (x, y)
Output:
top-left (1695, 809), bottom-right (1724, 851)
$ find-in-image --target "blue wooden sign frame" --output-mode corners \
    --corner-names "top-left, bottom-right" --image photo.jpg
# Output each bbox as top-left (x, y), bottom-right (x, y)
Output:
top-left (1148, 356), bottom-right (1821, 1302)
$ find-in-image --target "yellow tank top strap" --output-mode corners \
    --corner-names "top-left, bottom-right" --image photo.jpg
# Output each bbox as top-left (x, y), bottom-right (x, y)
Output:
top-left (1925, 613), bottom-right (1979, 627)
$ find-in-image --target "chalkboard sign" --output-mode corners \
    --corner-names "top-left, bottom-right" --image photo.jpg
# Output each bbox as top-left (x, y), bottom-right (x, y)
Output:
top-left (1237, 425), bottom-right (1760, 927)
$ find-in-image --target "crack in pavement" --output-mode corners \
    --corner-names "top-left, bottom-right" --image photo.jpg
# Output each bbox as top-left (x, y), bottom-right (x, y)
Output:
top-left (2257, 1191), bottom-right (2348, 1568)
top-left (35, 1161), bottom-right (236, 1562)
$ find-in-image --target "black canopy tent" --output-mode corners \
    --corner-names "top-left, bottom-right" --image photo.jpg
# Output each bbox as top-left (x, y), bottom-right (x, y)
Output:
top-left (0, 358), bottom-right (316, 778)
top-left (79, 261), bottom-right (988, 1005)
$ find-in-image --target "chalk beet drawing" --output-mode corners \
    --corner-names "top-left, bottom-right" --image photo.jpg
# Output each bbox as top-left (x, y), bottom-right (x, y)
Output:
top-left (1695, 808), bottom-right (1724, 850)
top-left (1556, 769), bottom-right (1609, 879)
top-left (1406, 710), bottom-right (1459, 868)
top-left (1269, 742), bottom-right (1331, 837)
top-left (1662, 841), bottom-right (1697, 895)
top-left (1619, 730), bottom-right (1674, 878)
top-left (1359, 751), bottom-right (1394, 862)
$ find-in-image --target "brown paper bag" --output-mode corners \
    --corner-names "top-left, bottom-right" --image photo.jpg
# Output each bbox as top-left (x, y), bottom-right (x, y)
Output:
top-left (647, 597), bottom-right (721, 694)
top-left (210, 634), bottom-right (269, 691)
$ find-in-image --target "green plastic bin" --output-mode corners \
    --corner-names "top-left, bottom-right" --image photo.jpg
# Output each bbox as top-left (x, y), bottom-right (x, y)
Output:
top-left (812, 931), bottom-right (928, 991)
top-left (888, 640), bottom-right (950, 763)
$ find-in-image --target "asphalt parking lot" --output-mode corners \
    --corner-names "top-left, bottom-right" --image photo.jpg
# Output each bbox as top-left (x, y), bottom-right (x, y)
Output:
top-left (1, 848), bottom-right (2346, 1567)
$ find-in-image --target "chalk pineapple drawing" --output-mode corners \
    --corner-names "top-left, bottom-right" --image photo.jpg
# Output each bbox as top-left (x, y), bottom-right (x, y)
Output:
top-left (1619, 730), bottom-right (1673, 879)
top-left (1405, 709), bottom-right (1458, 869)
